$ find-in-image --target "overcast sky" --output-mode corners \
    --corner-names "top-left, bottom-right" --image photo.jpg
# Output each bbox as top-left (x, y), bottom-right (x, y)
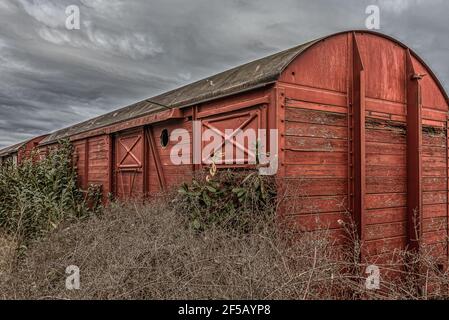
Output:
top-left (0, 0), bottom-right (448, 148)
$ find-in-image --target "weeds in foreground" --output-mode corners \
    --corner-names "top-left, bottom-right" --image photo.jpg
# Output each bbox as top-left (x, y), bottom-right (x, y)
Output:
top-left (177, 166), bottom-right (276, 233)
top-left (0, 140), bottom-right (99, 248)
top-left (1, 163), bottom-right (449, 299)
top-left (1, 196), bottom-right (448, 300)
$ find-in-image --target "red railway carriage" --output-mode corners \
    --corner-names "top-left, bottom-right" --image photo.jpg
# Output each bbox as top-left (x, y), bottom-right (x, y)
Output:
top-left (34, 31), bottom-right (448, 263)
top-left (0, 134), bottom-right (48, 165)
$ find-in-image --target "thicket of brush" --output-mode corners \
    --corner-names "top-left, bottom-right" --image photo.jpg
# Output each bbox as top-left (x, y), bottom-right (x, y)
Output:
top-left (1, 198), bottom-right (348, 299)
top-left (177, 164), bottom-right (277, 233)
top-left (0, 141), bottom-right (95, 247)
top-left (1, 160), bottom-right (449, 299)
top-left (3, 197), bottom-right (449, 300)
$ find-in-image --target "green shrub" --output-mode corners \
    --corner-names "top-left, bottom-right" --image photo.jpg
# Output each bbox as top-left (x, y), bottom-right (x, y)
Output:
top-left (0, 140), bottom-right (95, 245)
top-left (176, 164), bottom-right (277, 233)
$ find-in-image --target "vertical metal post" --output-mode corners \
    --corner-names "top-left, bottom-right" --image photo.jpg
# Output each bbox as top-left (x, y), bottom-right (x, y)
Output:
top-left (108, 135), bottom-right (114, 201)
top-left (276, 85), bottom-right (286, 219)
top-left (406, 49), bottom-right (423, 251)
top-left (446, 117), bottom-right (449, 260)
top-left (85, 138), bottom-right (89, 190)
top-left (192, 105), bottom-right (200, 172)
top-left (350, 33), bottom-right (366, 249)
top-left (143, 127), bottom-right (149, 197)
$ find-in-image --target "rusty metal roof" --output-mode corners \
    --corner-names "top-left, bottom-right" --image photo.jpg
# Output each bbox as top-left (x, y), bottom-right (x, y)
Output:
top-left (0, 134), bottom-right (48, 157)
top-left (0, 140), bottom-right (27, 157)
top-left (40, 39), bottom-right (318, 145)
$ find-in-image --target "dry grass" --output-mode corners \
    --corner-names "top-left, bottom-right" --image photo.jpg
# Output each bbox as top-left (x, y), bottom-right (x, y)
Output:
top-left (0, 231), bottom-right (17, 276)
top-left (0, 195), bottom-right (359, 300)
top-left (2, 145), bottom-right (448, 300)
top-left (1, 189), bottom-right (449, 300)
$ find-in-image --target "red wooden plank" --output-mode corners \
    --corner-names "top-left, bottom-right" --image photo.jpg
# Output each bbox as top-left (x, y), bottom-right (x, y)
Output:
top-left (365, 128), bottom-right (406, 144)
top-left (365, 207), bottom-right (406, 225)
top-left (366, 177), bottom-right (406, 194)
top-left (365, 98), bottom-right (406, 116)
top-left (197, 95), bottom-right (269, 119)
top-left (423, 204), bottom-right (447, 218)
top-left (284, 150), bottom-right (347, 165)
top-left (285, 107), bottom-right (347, 126)
top-left (285, 122), bottom-right (347, 139)
top-left (366, 221), bottom-right (407, 241)
top-left (285, 164), bottom-right (347, 178)
top-left (422, 217), bottom-right (447, 233)
top-left (286, 212), bottom-right (347, 231)
top-left (364, 236), bottom-right (407, 256)
top-left (366, 154), bottom-right (405, 166)
top-left (366, 141), bottom-right (406, 155)
top-left (285, 99), bottom-right (347, 114)
top-left (282, 178), bottom-right (347, 197)
top-left (280, 82), bottom-right (348, 107)
top-left (365, 193), bottom-right (406, 209)
top-left (284, 194), bottom-right (348, 215)
top-left (285, 136), bottom-right (347, 152)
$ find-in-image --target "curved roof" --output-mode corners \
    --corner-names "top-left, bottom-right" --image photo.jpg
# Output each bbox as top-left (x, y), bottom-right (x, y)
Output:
top-left (0, 134), bottom-right (48, 157)
top-left (0, 140), bottom-right (27, 157)
top-left (38, 30), bottom-right (448, 145)
top-left (40, 39), bottom-right (319, 145)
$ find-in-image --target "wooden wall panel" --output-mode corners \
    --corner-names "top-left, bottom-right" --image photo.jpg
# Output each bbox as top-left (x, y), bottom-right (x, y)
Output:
top-left (280, 33), bottom-right (348, 93)
top-left (364, 121), bottom-right (408, 254)
top-left (277, 31), bottom-right (449, 263)
top-left (358, 36), bottom-right (408, 260)
top-left (88, 135), bottom-right (111, 196)
top-left (281, 85), bottom-right (348, 233)
top-left (73, 140), bottom-right (87, 190)
top-left (357, 33), bottom-right (406, 104)
top-left (148, 120), bottom-right (193, 194)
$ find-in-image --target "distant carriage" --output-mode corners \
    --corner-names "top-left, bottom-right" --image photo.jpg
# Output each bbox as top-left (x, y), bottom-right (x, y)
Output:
top-left (0, 134), bottom-right (48, 165)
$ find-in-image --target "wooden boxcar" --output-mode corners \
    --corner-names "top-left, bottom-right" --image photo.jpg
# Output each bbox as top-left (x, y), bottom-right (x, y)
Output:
top-left (0, 134), bottom-right (48, 165)
top-left (34, 30), bottom-right (449, 263)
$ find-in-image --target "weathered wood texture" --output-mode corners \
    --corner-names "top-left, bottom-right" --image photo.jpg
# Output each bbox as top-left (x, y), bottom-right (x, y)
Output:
top-left (277, 32), bottom-right (449, 263)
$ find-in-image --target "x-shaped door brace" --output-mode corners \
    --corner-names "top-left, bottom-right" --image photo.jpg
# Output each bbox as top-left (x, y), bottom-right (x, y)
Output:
top-left (201, 112), bottom-right (258, 163)
top-left (118, 135), bottom-right (142, 168)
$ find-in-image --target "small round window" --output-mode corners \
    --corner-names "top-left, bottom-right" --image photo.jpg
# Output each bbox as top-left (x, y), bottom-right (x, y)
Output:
top-left (160, 129), bottom-right (169, 148)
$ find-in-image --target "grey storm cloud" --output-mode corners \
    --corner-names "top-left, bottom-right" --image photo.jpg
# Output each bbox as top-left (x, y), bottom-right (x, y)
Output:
top-left (0, 0), bottom-right (448, 148)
